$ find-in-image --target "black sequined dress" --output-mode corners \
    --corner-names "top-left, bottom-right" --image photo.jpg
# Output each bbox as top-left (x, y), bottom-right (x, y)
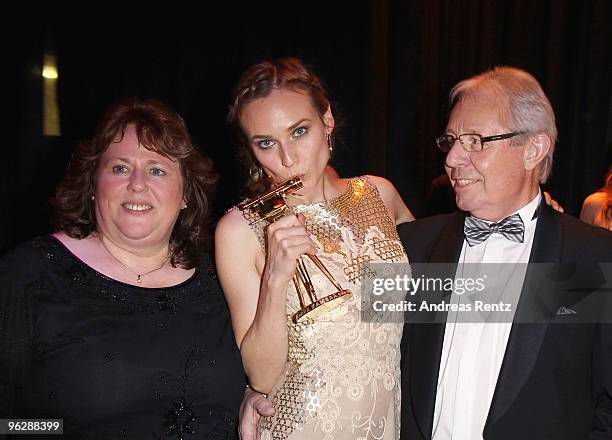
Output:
top-left (0, 236), bottom-right (245, 439)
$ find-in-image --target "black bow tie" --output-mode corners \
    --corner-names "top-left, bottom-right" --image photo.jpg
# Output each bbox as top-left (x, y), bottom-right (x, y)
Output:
top-left (464, 213), bottom-right (525, 247)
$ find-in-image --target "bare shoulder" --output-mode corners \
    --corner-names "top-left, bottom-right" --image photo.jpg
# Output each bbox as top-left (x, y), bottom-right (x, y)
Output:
top-left (215, 207), bottom-right (263, 249)
top-left (584, 192), bottom-right (607, 207)
top-left (216, 207), bottom-right (252, 237)
top-left (366, 175), bottom-right (396, 196)
top-left (215, 208), bottom-right (262, 266)
top-left (366, 175), bottom-right (415, 224)
top-left (580, 192), bottom-right (607, 223)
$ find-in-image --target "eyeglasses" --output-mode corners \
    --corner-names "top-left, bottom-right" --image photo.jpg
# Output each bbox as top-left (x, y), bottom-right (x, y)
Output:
top-left (435, 132), bottom-right (524, 152)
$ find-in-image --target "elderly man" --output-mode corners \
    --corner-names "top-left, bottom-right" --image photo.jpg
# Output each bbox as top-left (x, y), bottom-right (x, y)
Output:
top-left (400, 67), bottom-right (612, 439)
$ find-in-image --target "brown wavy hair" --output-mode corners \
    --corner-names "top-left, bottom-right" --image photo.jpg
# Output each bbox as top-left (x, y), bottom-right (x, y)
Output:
top-left (227, 57), bottom-right (333, 196)
top-left (52, 98), bottom-right (217, 269)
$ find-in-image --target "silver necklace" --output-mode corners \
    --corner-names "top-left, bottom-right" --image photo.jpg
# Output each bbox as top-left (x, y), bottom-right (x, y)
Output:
top-left (98, 237), bottom-right (169, 284)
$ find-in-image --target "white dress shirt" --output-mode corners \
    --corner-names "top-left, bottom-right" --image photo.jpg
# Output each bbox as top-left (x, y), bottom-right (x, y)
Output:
top-left (432, 192), bottom-right (541, 440)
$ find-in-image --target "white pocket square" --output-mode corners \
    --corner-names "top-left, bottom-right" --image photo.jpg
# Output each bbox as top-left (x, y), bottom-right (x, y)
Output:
top-left (556, 306), bottom-right (577, 316)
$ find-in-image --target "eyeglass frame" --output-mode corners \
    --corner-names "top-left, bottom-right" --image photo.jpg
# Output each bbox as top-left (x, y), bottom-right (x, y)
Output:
top-left (435, 131), bottom-right (525, 153)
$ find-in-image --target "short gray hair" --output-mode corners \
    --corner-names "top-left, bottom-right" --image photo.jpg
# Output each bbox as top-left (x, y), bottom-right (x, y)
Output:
top-left (449, 66), bottom-right (557, 183)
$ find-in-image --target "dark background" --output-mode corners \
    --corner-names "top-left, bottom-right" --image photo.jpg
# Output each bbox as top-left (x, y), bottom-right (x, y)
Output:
top-left (5, 0), bottom-right (611, 253)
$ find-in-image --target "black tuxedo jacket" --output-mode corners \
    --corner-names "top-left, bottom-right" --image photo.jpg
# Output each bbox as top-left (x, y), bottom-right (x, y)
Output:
top-left (398, 202), bottom-right (612, 440)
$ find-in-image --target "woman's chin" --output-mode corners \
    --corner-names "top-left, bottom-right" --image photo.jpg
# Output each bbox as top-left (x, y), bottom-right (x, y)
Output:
top-left (113, 227), bottom-right (165, 245)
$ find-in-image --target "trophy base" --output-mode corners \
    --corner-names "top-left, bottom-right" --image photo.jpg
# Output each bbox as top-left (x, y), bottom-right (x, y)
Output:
top-left (292, 289), bottom-right (352, 323)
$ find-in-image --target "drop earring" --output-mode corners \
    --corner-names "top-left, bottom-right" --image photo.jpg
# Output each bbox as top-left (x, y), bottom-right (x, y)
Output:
top-left (249, 164), bottom-right (264, 182)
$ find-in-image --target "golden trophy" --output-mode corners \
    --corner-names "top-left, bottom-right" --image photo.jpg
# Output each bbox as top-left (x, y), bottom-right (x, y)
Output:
top-left (238, 176), bottom-right (351, 323)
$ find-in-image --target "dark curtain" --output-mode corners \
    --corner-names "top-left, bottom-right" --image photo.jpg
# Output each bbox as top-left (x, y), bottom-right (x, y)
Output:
top-left (4, 1), bottom-right (612, 252)
top-left (4, 10), bottom-right (48, 252)
top-left (4, 3), bottom-right (371, 252)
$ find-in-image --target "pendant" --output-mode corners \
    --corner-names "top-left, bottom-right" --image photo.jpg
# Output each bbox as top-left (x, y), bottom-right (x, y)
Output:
top-left (137, 275), bottom-right (142, 283)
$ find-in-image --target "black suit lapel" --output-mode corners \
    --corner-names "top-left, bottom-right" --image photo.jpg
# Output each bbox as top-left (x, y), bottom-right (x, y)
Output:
top-left (409, 212), bottom-right (465, 438)
top-left (485, 202), bottom-right (562, 429)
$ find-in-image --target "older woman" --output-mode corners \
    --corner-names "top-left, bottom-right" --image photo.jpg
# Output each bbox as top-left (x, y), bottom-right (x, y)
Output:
top-left (216, 58), bottom-right (414, 440)
top-left (0, 99), bottom-right (244, 439)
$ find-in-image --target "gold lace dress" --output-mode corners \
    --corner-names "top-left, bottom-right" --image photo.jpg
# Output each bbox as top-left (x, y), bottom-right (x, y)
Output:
top-left (240, 176), bottom-right (407, 440)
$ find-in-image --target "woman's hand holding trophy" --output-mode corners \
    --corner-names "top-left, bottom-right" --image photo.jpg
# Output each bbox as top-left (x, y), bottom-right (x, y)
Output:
top-left (239, 176), bottom-right (351, 323)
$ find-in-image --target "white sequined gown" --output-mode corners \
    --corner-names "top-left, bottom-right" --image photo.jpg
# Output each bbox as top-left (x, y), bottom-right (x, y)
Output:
top-left (239, 177), bottom-right (407, 440)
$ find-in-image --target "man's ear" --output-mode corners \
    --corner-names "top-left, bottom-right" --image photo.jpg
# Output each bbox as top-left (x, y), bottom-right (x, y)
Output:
top-left (524, 133), bottom-right (551, 171)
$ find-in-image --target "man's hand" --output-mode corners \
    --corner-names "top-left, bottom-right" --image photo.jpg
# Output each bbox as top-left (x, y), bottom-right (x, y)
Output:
top-left (239, 388), bottom-right (275, 440)
top-left (543, 191), bottom-right (564, 212)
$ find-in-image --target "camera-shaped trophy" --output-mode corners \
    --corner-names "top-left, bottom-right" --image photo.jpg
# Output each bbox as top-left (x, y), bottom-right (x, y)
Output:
top-left (238, 176), bottom-right (351, 323)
